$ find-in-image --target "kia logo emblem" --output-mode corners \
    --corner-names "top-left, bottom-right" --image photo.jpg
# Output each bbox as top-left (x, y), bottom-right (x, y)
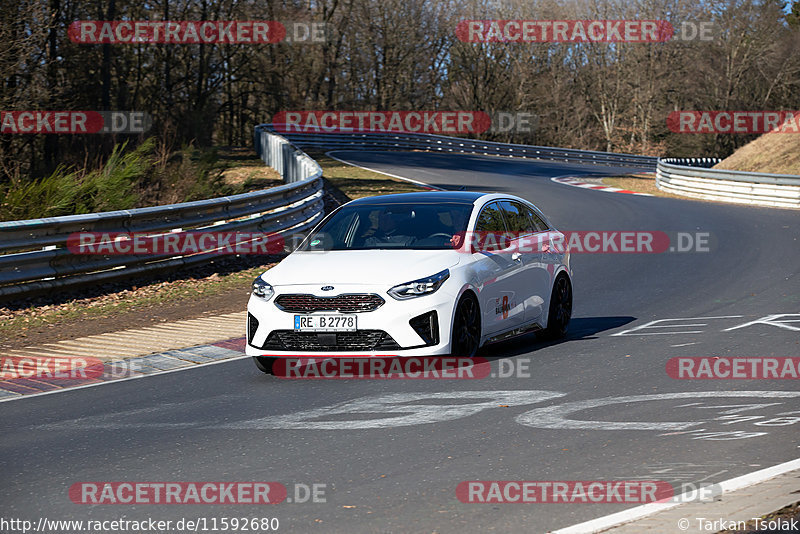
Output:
top-left (321, 286), bottom-right (334, 291)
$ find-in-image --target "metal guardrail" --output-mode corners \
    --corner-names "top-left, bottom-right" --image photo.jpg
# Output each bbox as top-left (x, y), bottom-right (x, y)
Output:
top-left (265, 126), bottom-right (659, 170)
top-left (273, 125), bottom-right (799, 209)
top-left (657, 158), bottom-right (800, 209)
top-left (0, 127), bottom-right (324, 301)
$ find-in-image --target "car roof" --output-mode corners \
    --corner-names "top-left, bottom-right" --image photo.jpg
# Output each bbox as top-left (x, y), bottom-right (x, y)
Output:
top-left (347, 191), bottom-right (487, 206)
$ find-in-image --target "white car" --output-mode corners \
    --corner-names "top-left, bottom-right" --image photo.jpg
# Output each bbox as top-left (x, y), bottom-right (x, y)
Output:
top-left (246, 191), bottom-right (572, 373)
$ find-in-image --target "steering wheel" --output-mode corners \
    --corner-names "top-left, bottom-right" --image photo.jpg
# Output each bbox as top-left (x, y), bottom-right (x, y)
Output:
top-left (426, 232), bottom-right (453, 240)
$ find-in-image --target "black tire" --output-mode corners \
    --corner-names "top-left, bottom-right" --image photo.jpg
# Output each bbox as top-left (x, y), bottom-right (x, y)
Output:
top-left (539, 274), bottom-right (572, 340)
top-left (451, 292), bottom-right (481, 357)
top-left (253, 356), bottom-right (277, 374)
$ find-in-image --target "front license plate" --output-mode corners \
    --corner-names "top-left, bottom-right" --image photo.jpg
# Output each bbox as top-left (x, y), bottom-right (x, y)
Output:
top-left (294, 314), bottom-right (357, 332)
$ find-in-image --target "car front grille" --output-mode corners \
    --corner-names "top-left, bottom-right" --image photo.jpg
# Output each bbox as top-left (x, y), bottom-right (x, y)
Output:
top-left (274, 293), bottom-right (385, 313)
top-left (260, 330), bottom-right (401, 351)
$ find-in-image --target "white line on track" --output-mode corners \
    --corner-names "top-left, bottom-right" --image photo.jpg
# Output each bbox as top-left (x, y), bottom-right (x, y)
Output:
top-left (325, 150), bottom-right (445, 190)
top-left (551, 457), bottom-right (800, 533)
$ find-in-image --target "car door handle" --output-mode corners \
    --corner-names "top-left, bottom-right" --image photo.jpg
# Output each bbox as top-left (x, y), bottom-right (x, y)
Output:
top-left (511, 252), bottom-right (523, 263)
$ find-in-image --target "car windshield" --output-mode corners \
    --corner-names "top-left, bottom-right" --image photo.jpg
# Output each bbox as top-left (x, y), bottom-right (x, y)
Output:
top-left (301, 202), bottom-right (474, 250)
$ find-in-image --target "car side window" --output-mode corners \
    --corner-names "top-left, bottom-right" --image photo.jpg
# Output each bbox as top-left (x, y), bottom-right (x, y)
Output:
top-left (475, 202), bottom-right (507, 233)
top-left (474, 202), bottom-right (509, 251)
top-left (500, 201), bottom-right (536, 234)
top-left (521, 204), bottom-right (549, 232)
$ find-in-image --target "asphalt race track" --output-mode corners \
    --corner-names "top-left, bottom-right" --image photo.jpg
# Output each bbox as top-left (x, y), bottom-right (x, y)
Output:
top-left (2, 151), bottom-right (799, 533)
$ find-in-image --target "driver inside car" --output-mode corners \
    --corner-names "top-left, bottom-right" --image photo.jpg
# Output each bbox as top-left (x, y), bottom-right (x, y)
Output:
top-left (364, 210), bottom-right (414, 246)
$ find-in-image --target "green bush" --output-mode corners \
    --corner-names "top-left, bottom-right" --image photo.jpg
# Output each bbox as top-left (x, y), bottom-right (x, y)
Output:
top-left (0, 165), bottom-right (82, 221)
top-left (77, 138), bottom-right (154, 213)
top-left (0, 139), bottom-right (155, 221)
top-left (0, 139), bottom-right (256, 222)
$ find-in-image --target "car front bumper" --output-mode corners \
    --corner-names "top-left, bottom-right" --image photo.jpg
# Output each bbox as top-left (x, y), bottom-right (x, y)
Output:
top-left (245, 283), bottom-right (458, 357)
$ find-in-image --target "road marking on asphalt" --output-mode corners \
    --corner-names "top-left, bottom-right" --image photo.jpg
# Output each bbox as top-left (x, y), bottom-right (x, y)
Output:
top-left (723, 313), bottom-right (800, 332)
top-left (325, 151), bottom-right (444, 190)
top-left (624, 462), bottom-right (733, 485)
top-left (515, 391), bottom-right (800, 432)
top-left (611, 315), bottom-right (743, 336)
top-left (612, 313), bottom-right (800, 337)
top-left (215, 389), bottom-right (800, 436)
top-left (221, 390), bottom-right (567, 430)
top-left (551, 457), bottom-right (800, 534)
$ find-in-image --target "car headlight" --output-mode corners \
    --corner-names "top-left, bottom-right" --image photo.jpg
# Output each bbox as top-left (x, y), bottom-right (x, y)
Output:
top-left (388, 269), bottom-right (450, 300)
top-left (252, 276), bottom-right (274, 300)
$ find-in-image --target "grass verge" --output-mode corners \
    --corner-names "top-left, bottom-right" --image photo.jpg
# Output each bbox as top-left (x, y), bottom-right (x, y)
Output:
top-left (307, 150), bottom-right (427, 198)
top-left (214, 146), bottom-right (282, 190)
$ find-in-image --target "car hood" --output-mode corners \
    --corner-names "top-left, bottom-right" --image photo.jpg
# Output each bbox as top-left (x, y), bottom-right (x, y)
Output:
top-left (263, 249), bottom-right (462, 287)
